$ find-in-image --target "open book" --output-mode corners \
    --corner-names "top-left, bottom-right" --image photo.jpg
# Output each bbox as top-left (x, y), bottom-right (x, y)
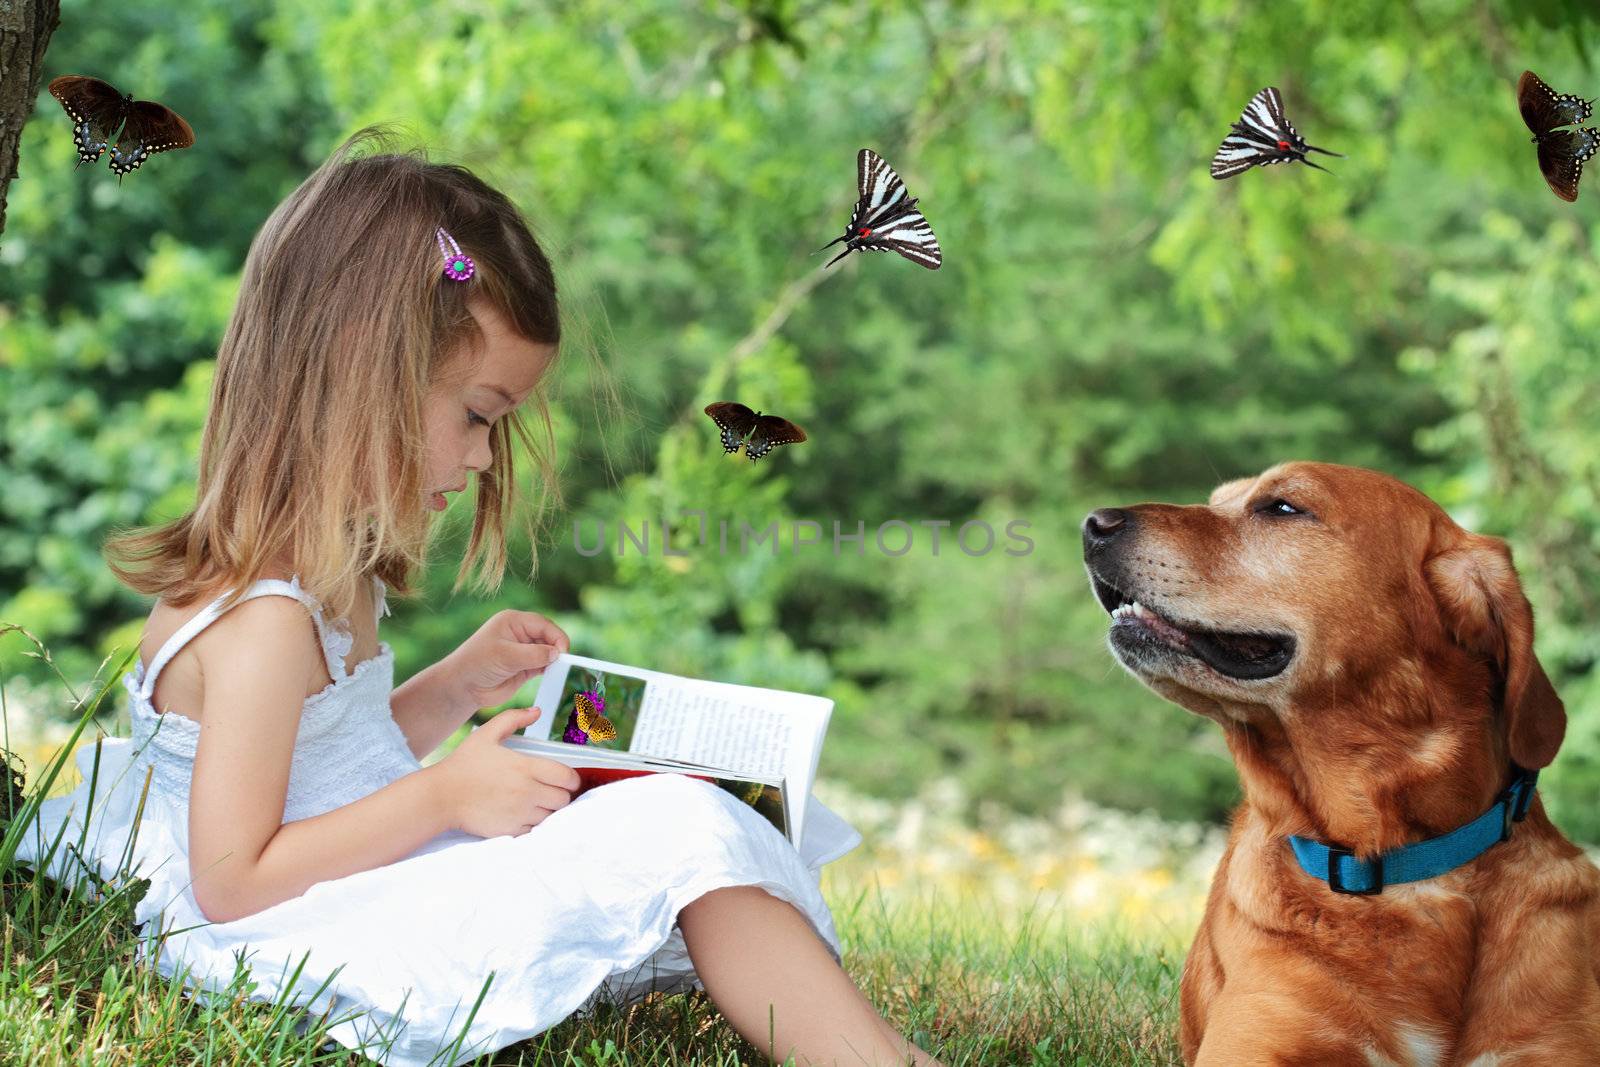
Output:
top-left (501, 653), bottom-right (833, 849)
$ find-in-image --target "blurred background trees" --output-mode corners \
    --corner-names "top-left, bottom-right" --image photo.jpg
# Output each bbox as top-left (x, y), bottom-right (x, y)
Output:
top-left (3, 0), bottom-right (1597, 839)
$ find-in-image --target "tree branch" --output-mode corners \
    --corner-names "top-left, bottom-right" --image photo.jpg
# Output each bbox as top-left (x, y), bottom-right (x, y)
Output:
top-left (0, 0), bottom-right (63, 243)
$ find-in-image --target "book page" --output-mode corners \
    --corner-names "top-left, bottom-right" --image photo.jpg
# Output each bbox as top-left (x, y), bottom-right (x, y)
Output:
top-left (630, 685), bottom-right (790, 779)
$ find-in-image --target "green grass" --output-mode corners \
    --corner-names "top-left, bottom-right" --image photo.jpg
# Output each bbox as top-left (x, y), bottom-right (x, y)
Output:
top-left (0, 625), bottom-right (1186, 1066)
top-left (0, 876), bottom-right (1185, 1065)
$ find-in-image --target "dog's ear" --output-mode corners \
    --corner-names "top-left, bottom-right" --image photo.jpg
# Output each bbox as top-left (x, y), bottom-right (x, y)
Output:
top-left (1424, 527), bottom-right (1565, 769)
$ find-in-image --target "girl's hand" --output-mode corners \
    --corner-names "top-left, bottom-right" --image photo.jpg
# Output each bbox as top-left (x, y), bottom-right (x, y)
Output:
top-left (432, 706), bottom-right (582, 836)
top-left (441, 610), bottom-right (571, 711)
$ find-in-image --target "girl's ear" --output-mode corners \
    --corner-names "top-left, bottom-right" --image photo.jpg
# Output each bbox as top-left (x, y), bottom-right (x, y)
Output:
top-left (1424, 527), bottom-right (1566, 769)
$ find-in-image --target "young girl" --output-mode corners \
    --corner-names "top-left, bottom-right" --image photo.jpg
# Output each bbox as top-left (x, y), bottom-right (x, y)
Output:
top-left (14, 128), bottom-right (942, 1067)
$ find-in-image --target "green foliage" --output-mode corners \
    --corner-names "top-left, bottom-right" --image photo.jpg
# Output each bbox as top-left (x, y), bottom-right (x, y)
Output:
top-left (2, 0), bottom-right (1597, 840)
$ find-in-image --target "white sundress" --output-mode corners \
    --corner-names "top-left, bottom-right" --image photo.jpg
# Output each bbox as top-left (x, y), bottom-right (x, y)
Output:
top-left (12, 574), bottom-right (862, 1066)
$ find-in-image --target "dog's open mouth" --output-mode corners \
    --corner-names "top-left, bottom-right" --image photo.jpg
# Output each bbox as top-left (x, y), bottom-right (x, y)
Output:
top-left (1090, 574), bottom-right (1296, 680)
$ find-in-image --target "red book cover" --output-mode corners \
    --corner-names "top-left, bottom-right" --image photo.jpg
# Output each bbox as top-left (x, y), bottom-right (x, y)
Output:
top-left (575, 766), bottom-right (716, 795)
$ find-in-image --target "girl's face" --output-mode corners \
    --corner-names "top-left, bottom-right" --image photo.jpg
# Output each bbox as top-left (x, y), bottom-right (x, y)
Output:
top-left (422, 297), bottom-right (555, 512)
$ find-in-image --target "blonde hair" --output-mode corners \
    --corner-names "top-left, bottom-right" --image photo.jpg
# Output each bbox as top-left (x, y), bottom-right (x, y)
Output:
top-left (105, 126), bottom-right (591, 622)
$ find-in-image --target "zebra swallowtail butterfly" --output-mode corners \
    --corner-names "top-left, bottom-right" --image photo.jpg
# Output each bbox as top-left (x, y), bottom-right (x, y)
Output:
top-left (819, 149), bottom-right (942, 270)
top-left (1517, 69), bottom-right (1599, 203)
top-left (48, 75), bottom-right (195, 179)
top-left (704, 402), bottom-right (808, 463)
top-left (1211, 87), bottom-right (1342, 180)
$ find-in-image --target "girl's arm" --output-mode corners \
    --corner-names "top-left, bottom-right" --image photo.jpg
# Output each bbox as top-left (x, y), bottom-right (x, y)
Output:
top-left (232, 768), bottom-right (454, 922)
top-left (389, 660), bottom-right (479, 761)
top-left (186, 598), bottom-right (460, 924)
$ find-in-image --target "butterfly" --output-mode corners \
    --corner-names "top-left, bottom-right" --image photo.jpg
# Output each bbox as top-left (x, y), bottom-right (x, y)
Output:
top-left (704, 402), bottom-right (808, 463)
top-left (563, 691), bottom-right (617, 745)
top-left (819, 148), bottom-right (942, 270)
top-left (1516, 69), bottom-right (1599, 203)
top-left (1210, 87), bottom-right (1343, 179)
top-left (47, 75), bottom-right (195, 179)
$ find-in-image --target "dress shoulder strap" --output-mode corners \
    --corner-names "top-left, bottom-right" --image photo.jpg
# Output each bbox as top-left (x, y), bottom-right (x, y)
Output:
top-left (136, 575), bottom-right (349, 704)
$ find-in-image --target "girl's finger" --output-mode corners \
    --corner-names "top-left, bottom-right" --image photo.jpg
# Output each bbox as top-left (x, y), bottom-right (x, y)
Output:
top-left (495, 638), bottom-right (560, 673)
top-left (526, 643), bottom-right (561, 668)
top-left (504, 611), bottom-right (569, 651)
top-left (531, 782), bottom-right (573, 811)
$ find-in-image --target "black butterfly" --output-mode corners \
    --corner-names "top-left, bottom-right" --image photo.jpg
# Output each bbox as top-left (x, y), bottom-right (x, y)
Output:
top-left (819, 149), bottom-right (942, 270)
top-left (1517, 69), bottom-right (1598, 203)
top-left (704, 402), bottom-right (808, 463)
top-left (1211, 87), bottom-right (1343, 179)
top-left (48, 75), bottom-right (195, 179)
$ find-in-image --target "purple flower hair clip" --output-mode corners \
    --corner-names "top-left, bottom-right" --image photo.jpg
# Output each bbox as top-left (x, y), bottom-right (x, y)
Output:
top-left (435, 227), bottom-right (475, 282)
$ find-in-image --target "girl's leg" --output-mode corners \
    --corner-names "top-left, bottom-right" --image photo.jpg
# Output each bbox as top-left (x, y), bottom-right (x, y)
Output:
top-left (678, 885), bottom-right (943, 1067)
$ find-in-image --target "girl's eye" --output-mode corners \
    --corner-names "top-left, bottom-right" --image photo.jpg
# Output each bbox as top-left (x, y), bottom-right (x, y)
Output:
top-left (467, 410), bottom-right (491, 428)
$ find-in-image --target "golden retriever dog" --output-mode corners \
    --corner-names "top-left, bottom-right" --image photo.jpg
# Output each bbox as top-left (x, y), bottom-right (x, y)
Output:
top-left (1081, 461), bottom-right (1600, 1066)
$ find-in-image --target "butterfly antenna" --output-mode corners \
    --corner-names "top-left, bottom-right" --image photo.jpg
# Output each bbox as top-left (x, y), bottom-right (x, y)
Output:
top-left (1305, 143), bottom-right (1344, 157)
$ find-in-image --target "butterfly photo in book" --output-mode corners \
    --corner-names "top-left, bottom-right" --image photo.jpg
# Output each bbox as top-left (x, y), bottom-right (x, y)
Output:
top-left (1516, 69), bottom-right (1599, 203)
top-left (563, 690), bottom-right (618, 745)
top-left (47, 75), bottom-right (195, 179)
top-left (704, 401), bottom-right (808, 463)
top-left (819, 148), bottom-right (942, 269)
top-left (555, 668), bottom-right (641, 749)
top-left (1210, 86), bottom-right (1343, 179)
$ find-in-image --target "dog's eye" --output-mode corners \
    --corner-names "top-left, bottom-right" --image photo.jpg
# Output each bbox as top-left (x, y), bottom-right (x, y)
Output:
top-left (1256, 498), bottom-right (1306, 517)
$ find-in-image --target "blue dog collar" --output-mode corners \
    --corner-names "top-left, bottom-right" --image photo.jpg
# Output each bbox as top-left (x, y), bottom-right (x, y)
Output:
top-left (1288, 765), bottom-right (1539, 895)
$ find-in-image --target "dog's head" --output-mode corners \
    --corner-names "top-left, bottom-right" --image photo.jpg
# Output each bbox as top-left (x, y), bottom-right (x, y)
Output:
top-left (1081, 460), bottom-right (1565, 770)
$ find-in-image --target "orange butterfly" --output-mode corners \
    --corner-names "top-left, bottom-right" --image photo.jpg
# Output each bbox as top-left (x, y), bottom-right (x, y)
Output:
top-left (569, 690), bottom-right (617, 742)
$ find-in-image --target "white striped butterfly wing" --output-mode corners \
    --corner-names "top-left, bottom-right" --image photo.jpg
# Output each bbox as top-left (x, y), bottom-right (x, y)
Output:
top-left (856, 149), bottom-right (912, 228)
top-left (828, 149), bottom-right (943, 269)
top-left (1210, 87), bottom-right (1337, 179)
top-left (1212, 88), bottom-right (1299, 177)
top-left (1211, 133), bottom-right (1271, 179)
top-left (860, 210), bottom-right (942, 269)
top-left (1253, 87), bottom-right (1292, 137)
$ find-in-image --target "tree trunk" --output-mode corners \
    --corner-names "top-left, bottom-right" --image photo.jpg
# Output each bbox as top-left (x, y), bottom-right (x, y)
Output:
top-left (0, 0), bottom-right (62, 242)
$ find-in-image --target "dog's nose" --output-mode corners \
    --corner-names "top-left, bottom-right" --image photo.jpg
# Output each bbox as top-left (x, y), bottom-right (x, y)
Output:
top-left (1082, 508), bottom-right (1133, 549)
